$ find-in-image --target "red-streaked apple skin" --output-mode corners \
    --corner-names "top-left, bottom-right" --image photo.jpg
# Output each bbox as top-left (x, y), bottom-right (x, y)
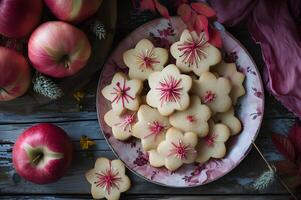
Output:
top-left (0, 0), bottom-right (42, 38)
top-left (28, 21), bottom-right (91, 78)
top-left (12, 123), bottom-right (73, 184)
top-left (0, 47), bottom-right (31, 101)
top-left (45, 0), bottom-right (103, 23)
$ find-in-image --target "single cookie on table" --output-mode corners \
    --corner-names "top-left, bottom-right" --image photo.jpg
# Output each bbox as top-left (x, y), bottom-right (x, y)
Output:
top-left (101, 72), bottom-right (143, 115)
top-left (196, 121), bottom-right (230, 163)
top-left (211, 61), bottom-right (245, 104)
top-left (169, 96), bottom-right (211, 138)
top-left (170, 29), bottom-right (222, 76)
top-left (132, 105), bottom-right (170, 151)
top-left (85, 157), bottom-right (131, 200)
top-left (154, 127), bottom-right (198, 171)
top-left (192, 71), bottom-right (232, 113)
top-left (104, 110), bottom-right (136, 140)
top-left (213, 107), bottom-right (242, 136)
top-left (123, 39), bottom-right (168, 81)
top-left (146, 64), bottom-right (192, 116)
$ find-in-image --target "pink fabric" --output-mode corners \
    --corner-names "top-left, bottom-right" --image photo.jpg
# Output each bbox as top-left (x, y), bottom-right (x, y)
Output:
top-left (210, 0), bottom-right (301, 117)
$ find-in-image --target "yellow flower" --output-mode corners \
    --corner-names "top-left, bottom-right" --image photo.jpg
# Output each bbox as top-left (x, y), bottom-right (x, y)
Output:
top-left (80, 135), bottom-right (95, 150)
top-left (73, 90), bottom-right (86, 102)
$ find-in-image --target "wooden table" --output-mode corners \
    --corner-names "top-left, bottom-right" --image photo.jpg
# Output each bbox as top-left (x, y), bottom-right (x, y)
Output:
top-left (0, 1), bottom-right (296, 199)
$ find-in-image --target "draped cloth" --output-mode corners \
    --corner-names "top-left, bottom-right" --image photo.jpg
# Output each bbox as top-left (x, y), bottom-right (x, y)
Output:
top-left (210, 0), bottom-right (301, 117)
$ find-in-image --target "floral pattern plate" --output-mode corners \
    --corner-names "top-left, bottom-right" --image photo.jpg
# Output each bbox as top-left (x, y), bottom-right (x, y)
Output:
top-left (96, 17), bottom-right (264, 187)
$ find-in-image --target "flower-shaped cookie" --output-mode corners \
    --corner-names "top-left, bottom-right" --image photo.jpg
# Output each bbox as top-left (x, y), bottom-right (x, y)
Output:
top-left (170, 29), bottom-right (221, 76)
top-left (104, 110), bottom-right (137, 140)
top-left (146, 64), bottom-right (192, 116)
top-left (213, 107), bottom-right (242, 136)
top-left (85, 157), bottom-right (131, 200)
top-left (192, 71), bottom-right (232, 113)
top-left (102, 72), bottom-right (143, 115)
top-left (156, 127), bottom-right (198, 171)
top-left (211, 61), bottom-right (245, 104)
top-left (123, 39), bottom-right (168, 81)
top-left (169, 96), bottom-right (211, 137)
top-left (132, 105), bottom-right (170, 151)
top-left (196, 121), bottom-right (230, 163)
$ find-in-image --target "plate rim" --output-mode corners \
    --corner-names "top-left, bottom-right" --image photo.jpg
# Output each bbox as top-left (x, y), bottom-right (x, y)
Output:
top-left (96, 17), bottom-right (265, 188)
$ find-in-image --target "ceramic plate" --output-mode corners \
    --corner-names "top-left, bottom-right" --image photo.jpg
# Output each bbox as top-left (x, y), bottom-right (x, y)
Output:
top-left (97, 17), bottom-right (264, 187)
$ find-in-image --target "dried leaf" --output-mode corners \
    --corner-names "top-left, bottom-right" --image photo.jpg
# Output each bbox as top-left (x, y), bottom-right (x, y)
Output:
top-left (191, 2), bottom-right (216, 18)
top-left (272, 133), bottom-right (296, 162)
top-left (275, 160), bottom-right (298, 176)
top-left (139, 0), bottom-right (156, 12)
top-left (288, 121), bottom-right (301, 155)
top-left (207, 26), bottom-right (222, 48)
top-left (177, 4), bottom-right (192, 23)
top-left (154, 0), bottom-right (170, 18)
top-left (194, 15), bottom-right (208, 36)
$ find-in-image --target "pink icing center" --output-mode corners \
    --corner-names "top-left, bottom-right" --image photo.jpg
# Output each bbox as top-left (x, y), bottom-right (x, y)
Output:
top-left (156, 75), bottom-right (183, 105)
top-left (94, 162), bottom-right (122, 195)
top-left (201, 91), bottom-right (216, 103)
top-left (114, 113), bottom-right (135, 131)
top-left (177, 34), bottom-right (208, 67)
top-left (168, 140), bottom-right (194, 160)
top-left (136, 48), bottom-right (160, 71)
top-left (144, 121), bottom-right (165, 141)
top-left (186, 115), bottom-right (195, 123)
top-left (204, 134), bottom-right (216, 147)
top-left (110, 79), bottom-right (134, 108)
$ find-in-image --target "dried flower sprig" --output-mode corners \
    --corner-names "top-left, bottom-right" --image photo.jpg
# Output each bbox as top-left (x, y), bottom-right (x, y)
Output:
top-left (253, 169), bottom-right (275, 190)
top-left (252, 141), bottom-right (298, 200)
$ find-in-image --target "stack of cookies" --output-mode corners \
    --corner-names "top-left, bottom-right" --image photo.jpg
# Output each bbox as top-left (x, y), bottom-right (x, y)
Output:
top-left (102, 29), bottom-right (245, 171)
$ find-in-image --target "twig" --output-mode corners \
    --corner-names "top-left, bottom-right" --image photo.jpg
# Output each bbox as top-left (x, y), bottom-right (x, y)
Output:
top-left (252, 140), bottom-right (298, 200)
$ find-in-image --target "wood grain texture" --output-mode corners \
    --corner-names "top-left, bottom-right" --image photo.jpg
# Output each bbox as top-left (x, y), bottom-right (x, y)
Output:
top-left (0, 0), bottom-right (298, 199)
top-left (0, 118), bottom-right (292, 194)
top-left (0, 195), bottom-right (292, 200)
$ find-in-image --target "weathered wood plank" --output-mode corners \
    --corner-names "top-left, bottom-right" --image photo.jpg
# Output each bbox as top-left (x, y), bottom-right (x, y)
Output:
top-left (0, 118), bottom-right (292, 195)
top-left (0, 195), bottom-right (292, 200)
top-left (0, 148), bottom-right (286, 195)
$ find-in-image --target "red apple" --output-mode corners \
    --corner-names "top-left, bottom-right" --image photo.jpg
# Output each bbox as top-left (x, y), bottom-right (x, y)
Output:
top-left (12, 123), bottom-right (73, 184)
top-left (28, 21), bottom-right (91, 78)
top-left (0, 0), bottom-right (42, 38)
top-left (45, 0), bottom-right (103, 23)
top-left (0, 47), bottom-right (31, 101)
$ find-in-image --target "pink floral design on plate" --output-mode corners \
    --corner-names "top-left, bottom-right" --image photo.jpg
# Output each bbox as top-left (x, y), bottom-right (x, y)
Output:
top-left (96, 17), bottom-right (264, 187)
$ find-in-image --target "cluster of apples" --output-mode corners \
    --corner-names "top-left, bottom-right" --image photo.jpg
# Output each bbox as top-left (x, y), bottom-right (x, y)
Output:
top-left (0, 0), bottom-right (102, 101)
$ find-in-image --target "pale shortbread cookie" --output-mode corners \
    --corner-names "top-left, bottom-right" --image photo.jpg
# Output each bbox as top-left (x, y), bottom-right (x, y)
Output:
top-left (85, 157), bottom-right (131, 200)
top-left (196, 121), bottom-right (230, 163)
top-left (104, 110), bottom-right (136, 140)
top-left (146, 64), bottom-right (192, 116)
top-left (169, 96), bottom-right (211, 137)
top-left (132, 105), bottom-right (170, 151)
top-left (170, 29), bottom-right (221, 76)
top-left (123, 39), bottom-right (168, 81)
top-left (156, 127), bottom-right (198, 171)
top-left (102, 72), bottom-right (143, 115)
top-left (213, 107), bottom-right (242, 136)
top-left (148, 149), bottom-right (165, 168)
top-left (211, 61), bottom-right (245, 104)
top-left (192, 71), bottom-right (232, 113)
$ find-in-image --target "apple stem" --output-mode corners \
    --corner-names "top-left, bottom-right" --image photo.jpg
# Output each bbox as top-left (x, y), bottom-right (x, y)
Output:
top-left (32, 152), bottom-right (43, 165)
top-left (0, 87), bottom-right (10, 94)
top-left (61, 55), bottom-right (70, 69)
